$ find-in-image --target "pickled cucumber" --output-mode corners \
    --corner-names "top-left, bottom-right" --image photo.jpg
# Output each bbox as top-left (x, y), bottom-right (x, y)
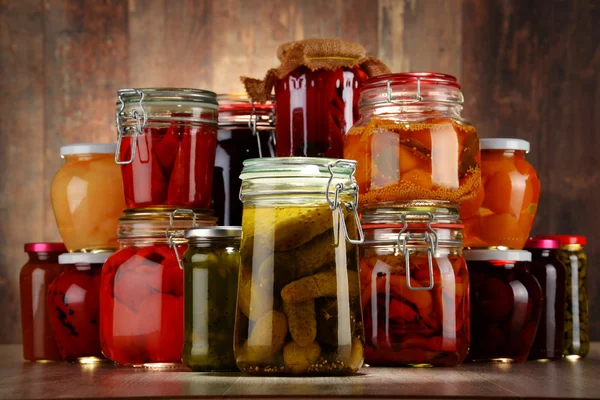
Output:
top-left (281, 270), bottom-right (360, 303)
top-left (283, 300), bottom-right (317, 347)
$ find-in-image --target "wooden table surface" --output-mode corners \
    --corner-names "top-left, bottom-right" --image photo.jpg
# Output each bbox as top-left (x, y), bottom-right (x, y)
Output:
top-left (2, 344), bottom-right (600, 399)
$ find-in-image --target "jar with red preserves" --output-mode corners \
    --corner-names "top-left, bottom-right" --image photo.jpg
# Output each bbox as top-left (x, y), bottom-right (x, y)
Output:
top-left (360, 202), bottom-right (470, 367)
top-left (461, 139), bottom-right (540, 249)
top-left (115, 88), bottom-right (218, 209)
top-left (524, 238), bottom-right (566, 361)
top-left (344, 73), bottom-right (481, 207)
top-left (47, 252), bottom-right (111, 362)
top-left (212, 94), bottom-right (274, 226)
top-left (465, 250), bottom-right (541, 362)
top-left (20, 243), bottom-right (66, 361)
top-left (99, 209), bottom-right (217, 366)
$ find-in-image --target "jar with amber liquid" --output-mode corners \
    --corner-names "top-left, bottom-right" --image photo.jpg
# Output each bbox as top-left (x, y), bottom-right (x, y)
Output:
top-left (344, 73), bottom-right (481, 207)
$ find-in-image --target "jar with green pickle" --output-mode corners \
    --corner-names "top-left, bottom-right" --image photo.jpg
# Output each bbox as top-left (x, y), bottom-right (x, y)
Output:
top-left (236, 157), bottom-right (365, 376)
top-left (534, 235), bottom-right (588, 359)
top-left (175, 226), bottom-right (242, 371)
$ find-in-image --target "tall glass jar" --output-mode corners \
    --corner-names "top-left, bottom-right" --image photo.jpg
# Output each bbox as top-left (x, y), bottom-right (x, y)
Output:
top-left (465, 250), bottom-right (541, 362)
top-left (360, 202), bottom-right (470, 367)
top-left (99, 209), bottom-right (216, 367)
top-left (20, 243), bottom-right (66, 362)
top-left (51, 144), bottom-right (125, 252)
top-left (212, 94), bottom-right (275, 226)
top-left (524, 238), bottom-right (566, 361)
top-left (461, 139), bottom-right (541, 249)
top-left (180, 226), bottom-right (242, 371)
top-left (236, 157), bottom-right (365, 375)
top-left (115, 88), bottom-right (218, 209)
top-left (47, 252), bottom-right (111, 362)
top-left (535, 235), bottom-right (589, 359)
top-left (344, 73), bottom-right (481, 207)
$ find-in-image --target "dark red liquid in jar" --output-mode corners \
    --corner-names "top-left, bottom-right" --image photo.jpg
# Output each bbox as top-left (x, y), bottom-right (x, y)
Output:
top-left (119, 123), bottom-right (217, 209)
top-left (468, 260), bottom-right (542, 362)
top-left (99, 244), bottom-right (184, 365)
top-left (47, 264), bottom-right (102, 360)
top-left (274, 66), bottom-right (367, 157)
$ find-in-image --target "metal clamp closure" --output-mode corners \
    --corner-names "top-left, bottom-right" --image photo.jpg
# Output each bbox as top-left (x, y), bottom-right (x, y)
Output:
top-left (386, 78), bottom-right (423, 105)
top-left (115, 88), bottom-right (148, 165)
top-left (326, 160), bottom-right (364, 245)
top-left (248, 101), bottom-right (263, 159)
top-left (166, 209), bottom-right (198, 270)
top-left (396, 212), bottom-right (437, 291)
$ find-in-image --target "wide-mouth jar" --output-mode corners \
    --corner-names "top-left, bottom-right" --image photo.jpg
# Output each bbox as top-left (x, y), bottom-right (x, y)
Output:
top-left (115, 88), bottom-right (218, 210)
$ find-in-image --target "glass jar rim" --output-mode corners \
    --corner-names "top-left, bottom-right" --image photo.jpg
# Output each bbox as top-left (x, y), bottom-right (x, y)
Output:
top-left (362, 72), bottom-right (461, 91)
top-left (240, 157), bottom-right (356, 179)
top-left (117, 87), bottom-right (218, 107)
top-left (118, 209), bottom-right (217, 239)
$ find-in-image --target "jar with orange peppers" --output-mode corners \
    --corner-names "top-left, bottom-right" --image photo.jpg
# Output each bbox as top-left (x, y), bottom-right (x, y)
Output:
top-left (359, 201), bottom-right (470, 367)
top-left (461, 139), bottom-right (540, 249)
top-left (99, 209), bottom-right (216, 367)
top-left (344, 73), bottom-right (481, 207)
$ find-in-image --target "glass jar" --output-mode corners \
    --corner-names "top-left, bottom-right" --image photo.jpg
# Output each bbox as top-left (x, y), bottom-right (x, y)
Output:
top-left (534, 235), bottom-right (589, 359)
top-left (180, 226), bottom-right (242, 371)
top-left (47, 252), bottom-right (111, 362)
top-left (20, 243), bottom-right (66, 361)
top-left (274, 66), bottom-right (367, 158)
top-left (360, 202), bottom-right (470, 367)
top-left (51, 144), bottom-right (124, 252)
top-left (465, 250), bottom-right (541, 362)
top-left (344, 73), bottom-right (481, 207)
top-left (236, 157), bottom-right (365, 375)
top-left (461, 139), bottom-right (541, 249)
top-left (99, 209), bottom-right (217, 366)
top-left (212, 94), bottom-right (275, 225)
top-left (524, 238), bottom-right (566, 361)
top-left (115, 88), bottom-right (219, 209)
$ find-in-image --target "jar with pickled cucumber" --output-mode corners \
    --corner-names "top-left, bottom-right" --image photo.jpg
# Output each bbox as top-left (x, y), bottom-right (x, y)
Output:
top-left (534, 235), bottom-right (589, 359)
top-left (236, 157), bottom-right (365, 375)
top-left (178, 226), bottom-right (242, 371)
top-left (360, 202), bottom-right (470, 367)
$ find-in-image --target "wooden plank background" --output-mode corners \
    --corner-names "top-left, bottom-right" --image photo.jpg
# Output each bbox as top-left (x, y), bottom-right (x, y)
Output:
top-left (0, 0), bottom-right (597, 344)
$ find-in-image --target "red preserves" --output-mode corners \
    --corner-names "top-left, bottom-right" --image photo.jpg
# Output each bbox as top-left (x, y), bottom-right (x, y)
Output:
top-left (20, 243), bottom-right (66, 361)
top-left (466, 250), bottom-right (542, 362)
top-left (47, 253), bottom-right (108, 361)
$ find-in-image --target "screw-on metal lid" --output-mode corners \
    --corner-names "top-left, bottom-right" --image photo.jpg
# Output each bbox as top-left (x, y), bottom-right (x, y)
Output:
top-left (480, 138), bottom-right (530, 152)
top-left (464, 249), bottom-right (532, 262)
top-left (59, 252), bottom-right (113, 265)
top-left (184, 226), bottom-right (242, 239)
top-left (60, 143), bottom-right (117, 157)
top-left (24, 242), bottom-right (67, 253)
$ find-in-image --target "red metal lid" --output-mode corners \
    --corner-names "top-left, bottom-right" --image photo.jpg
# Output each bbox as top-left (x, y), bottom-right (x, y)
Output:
top-left (533, 235), bottom-right (587, 246)
top-left (362, 72), bottom-right (461, 90)
top-left (525, 238), bottom-right (560, 249)
top-left (24, 242), bottom-right (67, 253)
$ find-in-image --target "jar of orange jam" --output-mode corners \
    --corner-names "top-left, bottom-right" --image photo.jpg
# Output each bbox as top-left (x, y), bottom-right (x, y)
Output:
top-left (51, 144), bottom-right (125, 252)
top-left (461, 139), bottom-right (540, 249)
top-left (344, 73), bottom-right (481, 207)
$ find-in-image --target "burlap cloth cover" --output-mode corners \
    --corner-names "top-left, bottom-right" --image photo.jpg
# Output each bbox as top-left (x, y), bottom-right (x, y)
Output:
top-left (241, 38), bottom-right (391, 103)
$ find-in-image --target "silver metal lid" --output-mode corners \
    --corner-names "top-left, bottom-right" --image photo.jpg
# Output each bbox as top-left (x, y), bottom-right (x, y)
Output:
top-left (59, 252), bottom-right (113, 265)
top-left (464, 249), bottom-right (532, 262)
top-left (60, 143), bottom-right (117, 156)
top-left (184, 226), bottom-right (242, 239)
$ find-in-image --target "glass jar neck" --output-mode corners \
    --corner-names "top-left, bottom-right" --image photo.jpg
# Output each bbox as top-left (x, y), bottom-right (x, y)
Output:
top-left (27, 252), bottom-right (60, 263)
top-left (359, 103), bottom-right (463, 121)
top-left (63, 154), bottom-right (108, 163)
top-left (528, 248), bottom-right (557, 259)
top-left (482, 149), bottom-right (526, 159)
top-left (561, 244), bottom-right (584, 252)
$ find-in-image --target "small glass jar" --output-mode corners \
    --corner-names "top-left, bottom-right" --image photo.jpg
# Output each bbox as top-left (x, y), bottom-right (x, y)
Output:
top-left (47, 252), bottom-right (111, 362)
top-left (360, 202), bottom-right (470, 367)
top-left (534, 235), bottom-right (589, 359)
top-left (275, 66), bottom-right (367, 158)
top-left (115, 88), bottom-right (219, 209)
top-left (51, 144), bottom-right (125, 252)
top-left (465, 250), bottom-right (541, 362)
top-left (212, 94), bottom-right (275, 225)
top-left (99, 209), bottom-right (217, 366)
top-left (180, 226), bottom-right (242, 371)
top-left (461, 139), bottom-right (541, 249)
top-left (344, 73), bottom-right (481, 207)
top-left (524, 238), bottom-right (566, 361)
top-left (20, 243), bottom-right (66, 361)
top-left (236, 157), bottom-right (365, 375)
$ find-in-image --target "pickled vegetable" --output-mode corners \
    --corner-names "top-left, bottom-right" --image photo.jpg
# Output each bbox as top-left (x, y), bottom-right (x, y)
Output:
top-left (235, 204), bottom-right (364, 375)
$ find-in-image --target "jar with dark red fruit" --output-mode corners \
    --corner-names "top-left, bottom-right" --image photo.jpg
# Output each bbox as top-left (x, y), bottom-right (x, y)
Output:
top-left (99, 209), bottom-right (217, 367)
top-left (524, 238), bottom-right (566, 361)
top-left (115, 88), bottom-right (218, 209)
top-left (212, 94), bottom-right (275, 226)
top-left (360, 201), bottom-right (470, 367)
top-left (465, 250), bottom-right (541, 362)
top-left (20, 243), bottom-right (66, 362)
top-left (47, 252), bottom-right (111, 362)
